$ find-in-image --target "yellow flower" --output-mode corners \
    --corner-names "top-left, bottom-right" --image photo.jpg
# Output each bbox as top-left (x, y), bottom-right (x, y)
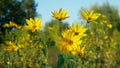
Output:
top-left (17, 44), bottom-right (25, 49)
top-left (25, 17), bottom-right (43, 32)
top-left (90, 31), bottom-right (94, 35)
top-left (47, 26), bottom-right (53, 30)
top-left (9, 21), bottom-right (18, 27)
top-left (102, 15), bottom-right (107, 18)
top-left (104, 35), bottom-right (108, 40)
top-left (71, 46), bottom-right (85, 56)
top-left (77, 58), bottom-right (81, 62)
top-left (3, 23), bottom-right (9, 27)
top-left (7, 61), bottom-right (10, 65)
top-left (3, 41), bottom-right (19, 52)
top-left (103, 20), bottom-right (107, 24)
top-left (3, 21), bottom-right (21, 29)
top-left (57, 33), bottom-right (82, 54)
top-left (71, 23), bottom-right (87, 37)
top-left (107, 23), bottom-right (112, 28)
top-left (43, 58), bottom-right (48, 63)
top-left (39, 45), bottom-right (44, 49)
top-left (51, 8), bottom-right (69, 20)
top-left (57, 23), bottom-right (87, 55)
top-left (81, 9), bottom-right (101, 23)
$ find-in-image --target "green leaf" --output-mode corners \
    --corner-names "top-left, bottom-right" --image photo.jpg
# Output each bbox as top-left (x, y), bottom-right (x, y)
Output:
top-left (57, 54), bottom-right (64, 68)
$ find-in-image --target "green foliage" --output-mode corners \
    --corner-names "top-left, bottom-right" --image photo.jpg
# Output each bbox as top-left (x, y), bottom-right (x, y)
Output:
top-left (57, 54), bottom-right (64, 68)
top-left (40, 20), bottom-right (69, 48)
top-left (0, 1), bottom-right (120, 68)
top-left (0, 28), bottom-right (48, 68)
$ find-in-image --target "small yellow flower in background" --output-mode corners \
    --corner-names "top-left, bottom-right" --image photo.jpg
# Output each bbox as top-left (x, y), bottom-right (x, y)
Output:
top-left (17, 44), bottom-right (25, 49)
top-left (71, 46), bottom-right (85, 56)
top-left (100, 20), bottom-right (108, 24)
top-left (3, 21), bottom-right (21, 29)
top-left (57, 23), bottom-right (87, 55)
top-left (51, 8), bottom-right (69, 20)
top-left (25, 17), bottom-right (43, 32)
top-left (107, 23), bottom-right (112, 28)
top-left (102, 15), bottom-right (107, 18)
top-left (7, 61), bottom-right (10, 65)
top-left (104, 35), bottom-right (108, 40)
top-left (100, 22), bottom-right (103, 25)
top-left (104, 35), bottom-right (109, 42)
top-left (3, 23), bottom-right (9, 27)
top-left (43, 58), bottom-right (48, 63)
top-left (103, 20), bottom-right (107, 24)
top-left (81, 9), bottom-right (101, 23)
top-left (77, 58), bottom-right (81, 62)
top-left (47, 26), bottom-right (53, 30)
top-left (39, 45), bottom-right (44, 49)
top-left (93, 55), bottom-right (97, 59)
top-left (2, 41), bottom-right (19, 52)
top-left (90, 31), bottom-right (94, 35)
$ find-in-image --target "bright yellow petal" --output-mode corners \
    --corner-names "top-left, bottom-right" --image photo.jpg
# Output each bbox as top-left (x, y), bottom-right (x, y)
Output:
top-left (89, 10), bottom-right (94, 18)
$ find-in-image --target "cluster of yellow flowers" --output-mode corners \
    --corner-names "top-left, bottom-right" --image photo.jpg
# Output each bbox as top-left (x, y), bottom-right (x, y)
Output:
top-left (80, 9), bottom-right (113, 29)
top-left (51, 8), bottom-right (101, 23)
top-left (1, 41), bottom-right (19, 52)
top-left (51, 8), bottom-right (88, 55)
top-left (57, 23), bottom-right (87, 56)
top-left (0, 7), bottom-right (115, 68)
top-left (51, 8), bottom-right (103, 56)
top-left (2, 8), bottom-right (112, 56)
top-left (2, 18), bottom-right (43, 52)
top-left (3, 17), bottom-right (43, 32)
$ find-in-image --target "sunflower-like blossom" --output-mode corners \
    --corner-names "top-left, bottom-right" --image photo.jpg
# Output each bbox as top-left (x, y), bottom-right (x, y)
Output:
top-left (81, 9), bottom-right (101, 23)
top-left (57, 30), bottom-right (82, 54)
top-left (71, 46), bottom-right (85, 56)
top-left (25, 17), bottom-right (43, 32)
top-left (71, 23), bottom-right (87, 37)
top-left (51, 8), bottom-right (69, 20)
